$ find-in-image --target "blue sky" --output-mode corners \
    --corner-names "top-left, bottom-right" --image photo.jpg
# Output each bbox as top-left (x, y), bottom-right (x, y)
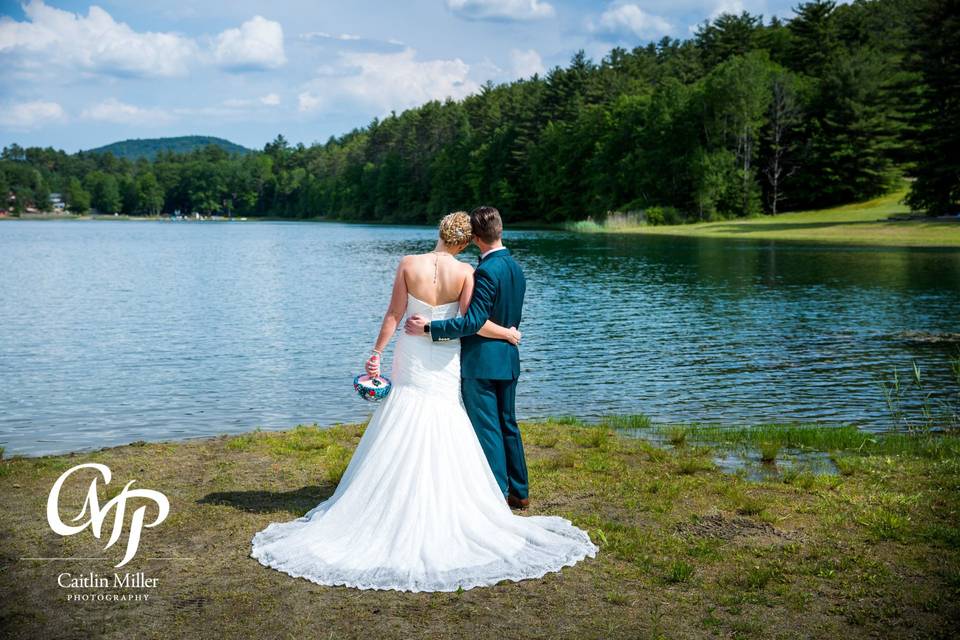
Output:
top-left (0, 0), bottom-right (806, 152)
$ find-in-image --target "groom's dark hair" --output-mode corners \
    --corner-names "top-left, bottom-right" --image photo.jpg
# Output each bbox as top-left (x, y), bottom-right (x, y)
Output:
top-left (470, 206), bottom-right (502, 243)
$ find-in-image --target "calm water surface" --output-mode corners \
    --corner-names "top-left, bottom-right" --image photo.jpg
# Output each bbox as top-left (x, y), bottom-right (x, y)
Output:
top-left (2, 219), bottom-right (959, 456)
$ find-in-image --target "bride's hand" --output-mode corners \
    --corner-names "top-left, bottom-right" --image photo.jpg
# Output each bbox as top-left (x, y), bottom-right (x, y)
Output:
top-left (365, 351), bottom-right (381, 377)
top-left (506, 327), bottom-right (521, 346)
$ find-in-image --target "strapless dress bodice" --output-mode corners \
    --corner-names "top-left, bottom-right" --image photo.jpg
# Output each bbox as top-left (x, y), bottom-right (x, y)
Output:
top-left (403, 293), bottom-right (460, 321)
top-left (392, 293), bottom-right (462, 394)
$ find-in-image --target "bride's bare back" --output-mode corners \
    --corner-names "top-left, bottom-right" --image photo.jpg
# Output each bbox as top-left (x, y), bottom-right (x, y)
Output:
top-left (366, 244), bottom-right (519, 375)
top-left (403, 251), bottom-right (471, 306)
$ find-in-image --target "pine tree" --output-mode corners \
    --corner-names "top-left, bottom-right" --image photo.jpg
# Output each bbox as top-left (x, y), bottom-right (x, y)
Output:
top-left (65, 177), bottom-right (91, 214)
top-left (695, 12), bottom-right (763, 68)
top-left (788, 0), bottom-right (839, 77)
top-left (905, 0), bottom-right (960, 214)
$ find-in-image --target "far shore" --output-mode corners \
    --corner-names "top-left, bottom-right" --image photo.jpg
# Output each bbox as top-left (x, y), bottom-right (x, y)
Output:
top-left (1, 417), bottom-right (958, 639)
top-left (0, 211), bottom-right (559, 230)
top-left (5, 191), bottom-right (960, 249)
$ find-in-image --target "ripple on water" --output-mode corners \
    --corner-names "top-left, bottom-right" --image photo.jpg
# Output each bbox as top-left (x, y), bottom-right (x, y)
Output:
top-left (1, 220), bottom-right (959, 455)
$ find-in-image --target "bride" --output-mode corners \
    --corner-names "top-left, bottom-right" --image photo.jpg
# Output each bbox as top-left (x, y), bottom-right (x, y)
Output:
top-left (250, 211), bottom-right (597, 592)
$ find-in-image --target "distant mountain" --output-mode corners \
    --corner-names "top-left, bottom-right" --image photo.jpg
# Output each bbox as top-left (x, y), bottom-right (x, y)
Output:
top-left (85, 136), bottom-right (251, 160)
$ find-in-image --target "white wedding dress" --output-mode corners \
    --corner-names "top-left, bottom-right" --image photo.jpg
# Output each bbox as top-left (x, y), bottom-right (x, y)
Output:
top-left (250, 293), bottom-right (598, 592)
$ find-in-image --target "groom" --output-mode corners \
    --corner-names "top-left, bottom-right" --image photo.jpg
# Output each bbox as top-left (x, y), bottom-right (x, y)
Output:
top-left (404, 206), bottom-right (530, 509)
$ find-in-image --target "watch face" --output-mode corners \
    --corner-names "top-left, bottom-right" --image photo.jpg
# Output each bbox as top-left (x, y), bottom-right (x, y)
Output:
top-left (423, 324), bottom-right (430, 333)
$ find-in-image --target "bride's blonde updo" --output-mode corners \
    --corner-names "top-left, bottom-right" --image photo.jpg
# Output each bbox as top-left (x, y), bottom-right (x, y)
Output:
top-left (438, 211), bottom-right (473, 247)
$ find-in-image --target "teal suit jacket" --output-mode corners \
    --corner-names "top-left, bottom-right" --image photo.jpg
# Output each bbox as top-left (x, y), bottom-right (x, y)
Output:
top-left (429, 248), bottom-right (526, 380)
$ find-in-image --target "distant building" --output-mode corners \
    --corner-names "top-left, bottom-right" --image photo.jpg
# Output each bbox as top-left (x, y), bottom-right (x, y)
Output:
top-left (49, 193), bottom-right (65, 211)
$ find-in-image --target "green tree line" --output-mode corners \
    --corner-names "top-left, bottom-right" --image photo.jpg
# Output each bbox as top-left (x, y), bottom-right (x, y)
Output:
top-left (2, 0), bottom-right (957, 222)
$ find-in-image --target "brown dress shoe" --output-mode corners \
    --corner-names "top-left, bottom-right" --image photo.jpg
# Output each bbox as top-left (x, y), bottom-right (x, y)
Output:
top-left (507, 494), bottom-right (530, 510)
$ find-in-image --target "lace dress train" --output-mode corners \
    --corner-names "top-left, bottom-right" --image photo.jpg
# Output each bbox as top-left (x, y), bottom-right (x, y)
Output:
top-left (250, 294), bottom-right (597, 592)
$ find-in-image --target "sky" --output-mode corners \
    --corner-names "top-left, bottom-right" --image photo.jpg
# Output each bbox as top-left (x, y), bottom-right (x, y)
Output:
top-left (0, 0), bottom-right (809, 153)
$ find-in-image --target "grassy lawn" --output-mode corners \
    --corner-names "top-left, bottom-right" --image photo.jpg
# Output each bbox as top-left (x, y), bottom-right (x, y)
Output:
top-left (1, 418), bottom-right (958, 639)
top-left (585, 189), bottom-right (960, 248)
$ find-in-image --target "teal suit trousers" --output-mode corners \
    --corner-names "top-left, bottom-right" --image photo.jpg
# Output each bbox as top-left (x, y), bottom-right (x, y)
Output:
top-left (461, 377), bottom-right (528, 499)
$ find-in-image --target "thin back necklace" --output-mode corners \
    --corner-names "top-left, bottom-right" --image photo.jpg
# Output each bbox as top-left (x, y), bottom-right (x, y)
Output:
top-left (431, 249), bottom-right (451, 284)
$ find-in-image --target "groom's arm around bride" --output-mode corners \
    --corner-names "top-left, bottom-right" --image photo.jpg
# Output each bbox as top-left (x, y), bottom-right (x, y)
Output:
top-left (405, 206), bottom-right (530, 505)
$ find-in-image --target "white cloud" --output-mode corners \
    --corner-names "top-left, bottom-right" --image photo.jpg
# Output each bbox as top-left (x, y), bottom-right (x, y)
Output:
top-left (710, 0), bottom-right (746, 18)
top-left (0, 2), bottom-right (286, 78)
top-left (446, 0), bottom-right (555, 22)
top-left (212, 15), bottom-right (286, 71)
top-left (80, 98), bottom-right (173, 125)
top-left (298, 92), bottom-right (323, 113)
top-left (298, 30), bottom-right (405, 54)
top-left (0, 100), bottom-right (66, 129)
top-left (687, 0), bottom-right (746, 32)
top-left (298, 48), bottom-right (479, 114)
top-left (300, 31), bottom-right (362, 42)
top-left (590, 3), bottom-right (673, 39)
top-left (0, 0), bottom-right (196, 77)
top-left (222, 93), bottom-right (282, 108)
top-left (260, 92), bottom-right (281, 106)
top-left (509, 49), bottom-right (545, 78)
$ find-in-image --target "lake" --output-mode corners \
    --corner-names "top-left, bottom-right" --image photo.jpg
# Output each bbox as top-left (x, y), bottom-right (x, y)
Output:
top-left (2, 219), bottom-right (959, 456)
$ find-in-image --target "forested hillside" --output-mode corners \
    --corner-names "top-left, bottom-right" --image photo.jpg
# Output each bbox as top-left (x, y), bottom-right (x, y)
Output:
top-left (1, 0), bottom-right (957, 222)
top-left (85, 136), bottom-right (250, 161)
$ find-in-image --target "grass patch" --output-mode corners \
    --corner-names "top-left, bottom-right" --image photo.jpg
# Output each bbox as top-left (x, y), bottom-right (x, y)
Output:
top-left (585, 187), bottom-right (960, 248)
top-left (675, 454), bottom-right (715, 475)
top-left (225, 429), bottom-right (261, 451)
top-left (540, 450), bottom-right (577, 470)
top-left (665, 560), bottom-right (695, 584)
top-left (1, 416), bottom-right (958, 639)
top-left (564, 211), bottom-right (645, 233)
top-left (649, 422), bottom-right (960, 460)
top-left (831, 454), bottom-right (862, 476)
top-left (743, 564), bottom-right (780, 591)
top-left (602, 414), bottom-right (652, 430)
top-left (573, 425), bottom-right (612, 448)
top-left (530, 431), bottom-right (560, 447)
top-left (666, 426), bottom-right (688, 447)
top-left (781, 467), bottom-right (818, 490)
top-left (541, 415), bottom-right (585, 427)
top-left (759, 441), bottom-right (780, 464)
top-left (322, 443), bottom-right (352, 484)
top-left (734, 493), bottom-right (769, 516)
top-left (858, 508), bottom-right (912, 541)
